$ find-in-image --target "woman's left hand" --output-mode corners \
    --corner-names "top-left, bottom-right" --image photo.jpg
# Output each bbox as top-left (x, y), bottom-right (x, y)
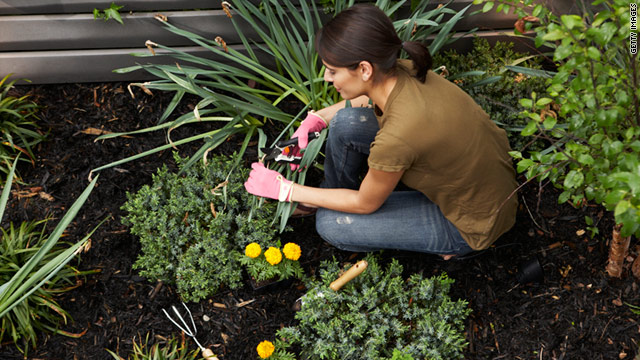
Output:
top-left (244, 162), bottom-right (294, 202)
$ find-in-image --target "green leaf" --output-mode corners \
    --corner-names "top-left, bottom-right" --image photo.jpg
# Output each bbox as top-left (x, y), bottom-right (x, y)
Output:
top-left (542, 116), bottom-right (557, 129)
top-left (521, 121), bottom-right (538, 136)
top-left (614, 200), bottom-right (630, 217)
top-left (542, 29), bottom-right (566, 41)
top-left (561, 15), bottom-right (583, 30)
top-left (536, 97), bottom-right (553, 107)
top-left (482, 2), bottom-right (494, 13)
top-left (516, 159), bottom-right (534, 173)
top-left (577, 154), bottom-right (594, 165)
top-left (586, 46), bottom-right (601, 60)
top-left (563, 170), bottom-right (584, 189)
top-left (519, 98), bottom-right (533, 108)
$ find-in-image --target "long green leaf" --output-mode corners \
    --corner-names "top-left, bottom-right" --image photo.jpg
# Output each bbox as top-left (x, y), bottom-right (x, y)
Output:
top-left (0, 175), bottom-right (98, 314)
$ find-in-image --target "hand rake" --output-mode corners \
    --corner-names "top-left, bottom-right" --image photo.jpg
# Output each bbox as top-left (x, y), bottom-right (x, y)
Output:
top-left (162, 302), bottom-right (219, 360)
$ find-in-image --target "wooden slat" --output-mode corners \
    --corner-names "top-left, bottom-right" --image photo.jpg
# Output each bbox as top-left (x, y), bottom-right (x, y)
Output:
top-left (0, 0), bottom-right (218, 15)
top-left (0, 45), bottom-right (257, 84)
top-left (0, 10), bottom-right (254, 51)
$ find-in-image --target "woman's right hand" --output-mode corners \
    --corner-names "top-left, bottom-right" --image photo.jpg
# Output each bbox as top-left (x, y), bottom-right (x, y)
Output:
top-left (289, 112), bottom-right (328, 170)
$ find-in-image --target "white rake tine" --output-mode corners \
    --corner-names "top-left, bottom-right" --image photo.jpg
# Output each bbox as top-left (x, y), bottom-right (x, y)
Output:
top-left (162, 308), bottom-right (190, 334)
top-left (173, 305), bottom-right (195, 336)
top-left (181, 302), bottom-right (199, 337)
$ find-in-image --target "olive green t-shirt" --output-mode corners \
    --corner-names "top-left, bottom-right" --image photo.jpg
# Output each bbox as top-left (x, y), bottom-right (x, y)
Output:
top-left (368, 60), bottom-right (518, 250)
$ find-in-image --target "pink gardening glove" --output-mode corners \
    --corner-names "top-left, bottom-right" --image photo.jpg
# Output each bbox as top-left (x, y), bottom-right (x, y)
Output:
top-left (289, 111), bottom-right (328, 171)
top-left (244, 162), bottom-right (294, 202)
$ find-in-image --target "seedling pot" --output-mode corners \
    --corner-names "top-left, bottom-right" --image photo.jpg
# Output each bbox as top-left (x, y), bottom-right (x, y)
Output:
top-left (516, 257), bottom-right (544, 284)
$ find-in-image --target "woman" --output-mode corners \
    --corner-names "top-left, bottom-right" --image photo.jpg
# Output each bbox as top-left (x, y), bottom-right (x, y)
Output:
top-left (244, 4), bottom-right (518, 257)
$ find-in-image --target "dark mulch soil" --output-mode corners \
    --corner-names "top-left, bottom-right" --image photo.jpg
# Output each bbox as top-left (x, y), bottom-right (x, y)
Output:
top-left (1, 82), bottom-right (639, 360)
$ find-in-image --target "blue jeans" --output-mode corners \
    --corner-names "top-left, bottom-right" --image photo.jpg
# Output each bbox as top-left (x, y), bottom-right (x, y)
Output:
top-left (315, 107), bottom-right (473, 255)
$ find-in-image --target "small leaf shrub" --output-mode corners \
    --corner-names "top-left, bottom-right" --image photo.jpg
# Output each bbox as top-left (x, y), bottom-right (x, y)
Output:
top-left (478, 0), bottom-right (640, 237)
top-left (122, 153), bottom-right (285, 302)
top-left (433, 38), bottom-right (549, 150)
top-left (276, 255), bottom-right (471, 360)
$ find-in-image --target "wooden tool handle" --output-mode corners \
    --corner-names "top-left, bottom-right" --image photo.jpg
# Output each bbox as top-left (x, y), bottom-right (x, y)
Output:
top-left (330, 260), bottom-right (368, 291)
top-left (202, 348), bottom-right (219, 360)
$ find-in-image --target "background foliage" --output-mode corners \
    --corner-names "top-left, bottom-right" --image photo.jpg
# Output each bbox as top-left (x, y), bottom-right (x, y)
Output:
top-left (476, 0), bottom-right (639, 237)
top-left (433, 37), bottom-right (549, 150)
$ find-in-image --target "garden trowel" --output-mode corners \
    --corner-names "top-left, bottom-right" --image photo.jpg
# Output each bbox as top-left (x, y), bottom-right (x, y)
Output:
top-left (293, 259), bottom-right (368, 311)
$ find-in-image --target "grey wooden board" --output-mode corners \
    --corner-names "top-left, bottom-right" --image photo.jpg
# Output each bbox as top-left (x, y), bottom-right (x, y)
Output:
top-left (0, 0), bottom-right (221, 14)
top-left (1, 31), bottom-right (537, 84)
top-left (0, 45), bottom-right (262, 84)
top-left (0, 10), bottom-right (255, 51)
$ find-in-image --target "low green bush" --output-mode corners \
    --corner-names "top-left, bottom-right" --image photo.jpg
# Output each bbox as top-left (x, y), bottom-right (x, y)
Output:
top-left (276, 255), bottom-right (471, 360)
top-left (122, 153), bottom-right (286, 302)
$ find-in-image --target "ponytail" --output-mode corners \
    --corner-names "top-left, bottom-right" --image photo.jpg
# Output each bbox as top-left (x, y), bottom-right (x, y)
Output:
top-left (402, 41), bottom-right (433, 83)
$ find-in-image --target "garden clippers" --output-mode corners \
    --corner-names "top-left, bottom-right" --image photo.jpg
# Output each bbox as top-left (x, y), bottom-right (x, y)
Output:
top-left (260, 131), bottom-right (320, 164)
top-left (293, 260), bottom-right (368, 311)
top-left (162, 302), bottom-right (218, 360)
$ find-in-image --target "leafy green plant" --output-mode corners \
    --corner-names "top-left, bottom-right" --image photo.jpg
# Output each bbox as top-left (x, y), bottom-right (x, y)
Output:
top-left (0, 158), bottom-right (100, 353)
top-left (476, 0), bottom-right (639, 275)
top-left (276, 255), bottom-right (471, 360)
top-left (239, 242), bottom-right (304, 283)
top-left (122, 152), bottom-right (285, 302)
top-left (477, 0), bottom-right (639, 238)
top-left (0, 74), bottom-right (45, 185)
top-left (93, 2), bottom-right (125, 25)
top-left (106, 333), bottom-right (200, 360)
top-left (432, 37), bottom-right (549, 150)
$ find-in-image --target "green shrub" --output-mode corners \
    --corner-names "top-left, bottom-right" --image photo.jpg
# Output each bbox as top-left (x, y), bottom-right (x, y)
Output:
top-left (433, 37), bottom-right (549, 151)
top-left (122, 153), bottom-right (284, 302)
top-left (276, 255), bottom-right (471, 360)
top-left (478, 0), bottom-right (640, 237)
top-left (0, 75), bottom-right (45, 184)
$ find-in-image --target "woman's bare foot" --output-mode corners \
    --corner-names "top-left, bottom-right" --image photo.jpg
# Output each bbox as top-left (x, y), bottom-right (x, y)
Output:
top-left (440, 254), bottom-right (456, 261)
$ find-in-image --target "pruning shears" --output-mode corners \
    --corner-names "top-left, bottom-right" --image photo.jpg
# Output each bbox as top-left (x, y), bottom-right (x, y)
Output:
top-left (260, 132), bottom-right (320, 164)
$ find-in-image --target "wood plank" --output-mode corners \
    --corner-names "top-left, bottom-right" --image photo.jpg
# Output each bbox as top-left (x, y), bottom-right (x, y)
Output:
top-left (0, 10), bottom-right (255, 51)
top-left (0, 0), bottom-right (219, 15)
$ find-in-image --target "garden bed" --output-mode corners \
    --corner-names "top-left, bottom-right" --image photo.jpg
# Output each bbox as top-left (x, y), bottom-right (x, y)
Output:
top-left (1, 81), bottom-right (639, 360)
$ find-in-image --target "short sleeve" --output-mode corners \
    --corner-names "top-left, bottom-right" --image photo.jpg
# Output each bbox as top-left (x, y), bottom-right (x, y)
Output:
top-left (368, 131), bottom-right (415, 172)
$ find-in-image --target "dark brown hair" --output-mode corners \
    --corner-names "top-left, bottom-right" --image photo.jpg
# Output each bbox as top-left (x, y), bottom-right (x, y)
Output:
top-left (315, 4), bottom-right (432, 82)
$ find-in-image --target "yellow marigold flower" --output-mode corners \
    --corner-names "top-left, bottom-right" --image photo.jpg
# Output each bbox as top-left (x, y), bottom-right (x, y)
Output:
top-left (245, 243), bottom-right (261, 258)
top-left (256, 340), bottom-right (275, 359)
top-left (264, 247), bottom-right (282, 265)
top-left (283, 242), bottom-right (301, 261)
